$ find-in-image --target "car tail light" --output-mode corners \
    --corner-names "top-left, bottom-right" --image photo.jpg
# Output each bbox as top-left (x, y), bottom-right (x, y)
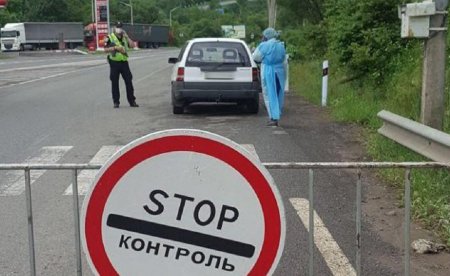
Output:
top-left (176, 67), bottom-right (185, 81)
top-left (252, 67), bottom-right (259, 82)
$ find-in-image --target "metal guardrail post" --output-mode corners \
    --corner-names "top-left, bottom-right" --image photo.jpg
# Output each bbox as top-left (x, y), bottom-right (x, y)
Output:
top-left (404, 169), bottom-right (411, 276)
top-left (308, 169), bottom-right (314, 276)
top-left (356, 170), bottom-right (362, 276)
top-left (24, 168), bottom-right (36, 276)
top-left (71, 169), bottom-right (82, 276)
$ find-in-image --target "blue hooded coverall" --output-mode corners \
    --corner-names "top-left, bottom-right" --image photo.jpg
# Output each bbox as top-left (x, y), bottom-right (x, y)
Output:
top-left (252, 28), bottom-right (286, 121)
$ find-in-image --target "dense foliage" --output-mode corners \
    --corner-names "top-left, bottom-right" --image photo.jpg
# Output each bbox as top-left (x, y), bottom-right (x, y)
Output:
top-left (276, 0), bottom-right (415, 86)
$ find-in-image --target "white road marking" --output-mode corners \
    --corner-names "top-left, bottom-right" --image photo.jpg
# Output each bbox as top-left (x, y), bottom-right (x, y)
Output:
top-left (0, 143), bottom-right (258, 196)
top-left (0, 59), bottom-right (106, 73)
top-left (64, 145), bottom-right (123, 195)
top-left (273, 130), bottom-right (288, 135)
top-left (135, 64), bottom-right (173, 83)
top-left (0, 66), bottom-right (102, 89)
top-left (0, 146), bottom-right (73, 196)
top-left (64, 144), bottom-right (259, 195)
top-left (0, 54), bottom-right (172, 89)
top-left (290, 198), bottom-right (356, 276)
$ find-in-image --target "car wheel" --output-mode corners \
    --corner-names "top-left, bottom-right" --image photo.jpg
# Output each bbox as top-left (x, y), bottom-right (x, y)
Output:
top-left (173, 105), bottom-right (184, 114)
top-left (247, 98), bottom-right (259, 114)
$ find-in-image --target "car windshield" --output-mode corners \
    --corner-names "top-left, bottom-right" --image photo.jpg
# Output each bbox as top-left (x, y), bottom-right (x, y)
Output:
top-left (186, 41), bottom-right (250, 67)
top-left (1, 31), bottom-right (17, 38)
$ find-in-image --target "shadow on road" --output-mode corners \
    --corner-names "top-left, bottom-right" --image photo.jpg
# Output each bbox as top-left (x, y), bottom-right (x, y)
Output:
top-left (182, 103), bottom-right (259, 117)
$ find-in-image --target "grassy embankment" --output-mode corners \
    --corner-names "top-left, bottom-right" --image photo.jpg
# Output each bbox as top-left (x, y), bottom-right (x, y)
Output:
top-left (290, 46), bottom-right (450, 245)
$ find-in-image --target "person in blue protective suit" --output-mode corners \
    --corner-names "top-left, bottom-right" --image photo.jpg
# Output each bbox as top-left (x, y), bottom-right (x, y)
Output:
top-left (252, 28), bottom-right (286, 127)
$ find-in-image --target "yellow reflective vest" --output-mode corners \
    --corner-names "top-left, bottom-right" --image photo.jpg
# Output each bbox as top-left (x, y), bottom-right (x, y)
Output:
top-left (108, 33), bottom-right (128, 62)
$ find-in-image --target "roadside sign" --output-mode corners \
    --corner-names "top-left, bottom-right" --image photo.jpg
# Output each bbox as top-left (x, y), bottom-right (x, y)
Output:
top-left (81, 129), bottom-right (285, 275)
top-left (94, 0), bottom-right (110, 50)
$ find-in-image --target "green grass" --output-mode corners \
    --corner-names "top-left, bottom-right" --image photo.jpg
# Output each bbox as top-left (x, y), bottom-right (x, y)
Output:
top-left (290, 60), bottom-right (450, 245)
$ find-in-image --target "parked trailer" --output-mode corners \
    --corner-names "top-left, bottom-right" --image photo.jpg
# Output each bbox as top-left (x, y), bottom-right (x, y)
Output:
top-left (121, 23), bottom-right (169, 49)
top-left (84, 23), bottom-right (169, 50)
top-left (1, 22), bottom-right (84, 51)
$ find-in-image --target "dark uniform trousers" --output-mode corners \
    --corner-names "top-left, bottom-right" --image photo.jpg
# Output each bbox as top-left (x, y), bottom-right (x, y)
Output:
top-left (109, 59), bottom-right (135, 105)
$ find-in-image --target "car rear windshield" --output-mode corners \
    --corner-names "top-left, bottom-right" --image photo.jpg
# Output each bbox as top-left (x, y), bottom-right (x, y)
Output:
top-left (185, 41), bottom-right (251, 67)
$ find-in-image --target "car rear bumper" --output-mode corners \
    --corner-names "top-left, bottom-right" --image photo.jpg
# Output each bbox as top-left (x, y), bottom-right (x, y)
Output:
top-left (172, 81), bottom-right (261, 105)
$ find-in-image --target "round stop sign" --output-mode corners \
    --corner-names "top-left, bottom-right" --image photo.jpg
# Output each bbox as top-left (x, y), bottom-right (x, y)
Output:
top-left (82, 129), bottom-right (285, 275)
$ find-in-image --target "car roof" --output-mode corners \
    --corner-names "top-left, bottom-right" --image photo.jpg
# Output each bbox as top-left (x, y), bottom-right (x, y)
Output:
top-left (188, 38), bottom-right (247, 44)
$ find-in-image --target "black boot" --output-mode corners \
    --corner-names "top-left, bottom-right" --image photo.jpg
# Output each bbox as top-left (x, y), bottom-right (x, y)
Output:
top-left (266, 120), bottom-right (278, 127)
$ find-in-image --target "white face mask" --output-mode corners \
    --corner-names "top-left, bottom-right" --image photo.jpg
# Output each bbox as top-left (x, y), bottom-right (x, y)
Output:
top-left (115, 28), bottom-right (124, 37)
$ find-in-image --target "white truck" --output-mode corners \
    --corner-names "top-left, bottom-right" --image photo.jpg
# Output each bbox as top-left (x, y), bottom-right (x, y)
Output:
top-left (1, 22), bottom-right (84, 51)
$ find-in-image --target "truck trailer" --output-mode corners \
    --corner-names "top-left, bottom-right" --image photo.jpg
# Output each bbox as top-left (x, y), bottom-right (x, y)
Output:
top-left (1, 22), bottom-right (84, 51)
top-left (84, 23), bottom-right (169, 50)
top-left (122, 23), bottom-right (169, 49)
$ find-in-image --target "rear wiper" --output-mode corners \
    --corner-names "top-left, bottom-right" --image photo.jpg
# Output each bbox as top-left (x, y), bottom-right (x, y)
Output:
top-left (210, 63), bottom-right (225, 70)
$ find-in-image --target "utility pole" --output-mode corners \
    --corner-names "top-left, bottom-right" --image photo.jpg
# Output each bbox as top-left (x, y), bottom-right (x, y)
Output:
top-left (170, 6), bottom-right (181, 27)
top-left (120, 0), bottom-right (133, 25)
top-left (267, 0), bottom-right (277, 28)
top-left (420, 0), bottom-right (448, 129)
top-left (130, 0), bottom-right (133, 25)
top-left (92, 0), bottom-right (95, 23)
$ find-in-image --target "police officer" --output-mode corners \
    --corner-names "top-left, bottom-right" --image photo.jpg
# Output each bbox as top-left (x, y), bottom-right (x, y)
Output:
top-left (104, 21), bottom-right (138, 108)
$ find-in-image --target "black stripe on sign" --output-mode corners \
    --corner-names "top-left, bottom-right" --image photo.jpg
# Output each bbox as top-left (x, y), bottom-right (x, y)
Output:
top-left (107, 214), bottom-right (256, 258)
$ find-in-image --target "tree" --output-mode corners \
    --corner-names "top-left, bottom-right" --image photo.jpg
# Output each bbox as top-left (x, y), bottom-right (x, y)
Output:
top-left (108, 0), bottom-right (163, 24)
top-left (133, 0), bottom-right (162, 24)
top-left (0, 0), bottom-right (24, 25)
top-left (326, 0), bottom-right (404, 83)
top-left (189, 18), bottom-right (222, 38)
top-left (277, 0), bottom-right (324, 26)
top-left (23, 0), bottom-right (88, 22)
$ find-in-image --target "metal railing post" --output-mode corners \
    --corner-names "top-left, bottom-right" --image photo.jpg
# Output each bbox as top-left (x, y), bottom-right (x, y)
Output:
top-left (404, 169), bottom-right (411, 276)
top-left (308, 169), bottom-right (314, 276)
top-left (356, 170), bottom-right (362, 276)
top-left (24, 168), bottom-right (36, 276)
top-left (71, 169), bottom-right (82, 276)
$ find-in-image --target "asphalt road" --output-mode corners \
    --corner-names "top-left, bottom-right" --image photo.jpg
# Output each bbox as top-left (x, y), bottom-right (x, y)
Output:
top-left (0, 49), bottom-right (410, 275)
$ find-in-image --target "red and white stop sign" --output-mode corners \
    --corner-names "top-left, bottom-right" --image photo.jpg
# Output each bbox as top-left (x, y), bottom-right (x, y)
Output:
top-left (82, 129), bottom-right (285, 275)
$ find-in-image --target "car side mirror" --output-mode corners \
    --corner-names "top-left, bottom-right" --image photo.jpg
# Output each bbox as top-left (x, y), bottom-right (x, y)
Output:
top-left (168, 57), bottom-right (178, 64)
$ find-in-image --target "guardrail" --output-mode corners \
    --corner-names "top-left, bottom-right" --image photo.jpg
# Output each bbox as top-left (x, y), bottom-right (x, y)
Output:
top-left (377, 110), bottom-right (450, 163)
top-left (1, 161), bottom-right (449, 276)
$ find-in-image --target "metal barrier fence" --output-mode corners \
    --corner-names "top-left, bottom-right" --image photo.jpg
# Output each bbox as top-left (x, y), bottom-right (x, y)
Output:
top-left (1, 161), bottom-right (449, 276)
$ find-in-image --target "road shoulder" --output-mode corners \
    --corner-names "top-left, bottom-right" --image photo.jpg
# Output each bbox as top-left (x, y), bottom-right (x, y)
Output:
top-left (282, 93), bottom-right (450, 275)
